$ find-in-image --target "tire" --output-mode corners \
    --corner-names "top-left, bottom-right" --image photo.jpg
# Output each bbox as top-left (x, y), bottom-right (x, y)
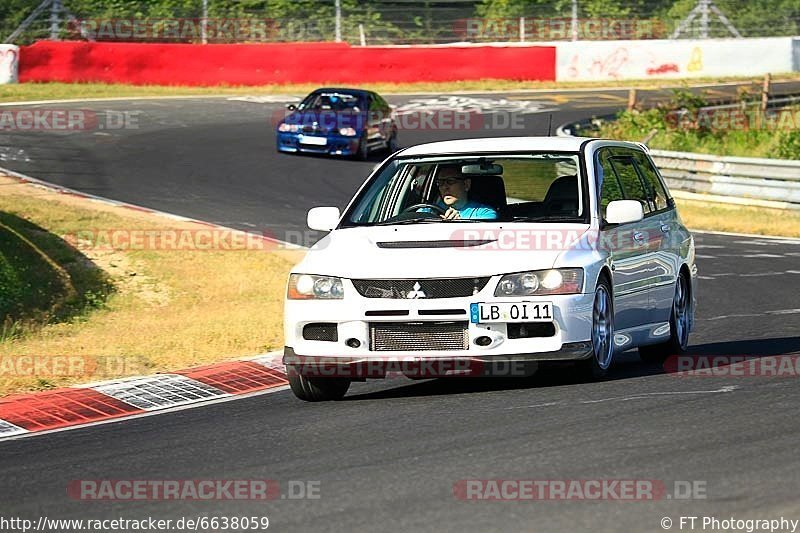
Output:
top-left (639, 271), bottom-right (691, 363)
top-left (386, 129), bottom-right (399, 153)
top-left (577, 276), bottom-right (615, 380)
top-left (287, 369), bottom-right (351, 402)
top-left (356, 134), bottom-right (369, 160)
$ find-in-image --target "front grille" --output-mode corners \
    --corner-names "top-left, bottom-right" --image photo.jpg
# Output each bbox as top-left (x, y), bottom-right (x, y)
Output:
top-left (303, 323), bottom-right (338, 342)
top-left (370, 321), bottom-right (468, 351)
top-left (352, 278), bottom-right (490, 299)
top-left (507, 322), bottom-right (556, 339)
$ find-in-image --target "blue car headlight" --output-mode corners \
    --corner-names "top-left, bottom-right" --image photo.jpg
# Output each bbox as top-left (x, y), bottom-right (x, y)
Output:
top-left (339, 127), bottom-right (357, 136)
top-left (278, 123), bottom-right (301, 133)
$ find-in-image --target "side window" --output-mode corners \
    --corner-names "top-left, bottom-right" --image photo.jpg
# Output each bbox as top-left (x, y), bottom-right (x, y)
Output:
top-left (632, 151), bottom-right (670, 211)
top-left (596, 149), bottom-right (624, 219)
top-left (609, 156), bottom-right (651, 215)
top-left (375, 94), bottom-right (390, 111)
top-left (367, 93), bottom-right (382, 124)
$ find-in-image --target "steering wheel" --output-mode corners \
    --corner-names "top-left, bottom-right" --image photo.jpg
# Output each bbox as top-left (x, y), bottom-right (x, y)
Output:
top-left (401, 203), bottom-right (447, 216)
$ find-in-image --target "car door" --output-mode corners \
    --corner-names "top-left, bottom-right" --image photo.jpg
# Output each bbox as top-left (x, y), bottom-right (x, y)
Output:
top-left (366, 93), bottom-right (383, 145)
top-left (631, 149), bottom-right (681, 324)
top-left (596, 147), bottom-right (655, 332)
top-left (370, 92), bottom-right (393, 144)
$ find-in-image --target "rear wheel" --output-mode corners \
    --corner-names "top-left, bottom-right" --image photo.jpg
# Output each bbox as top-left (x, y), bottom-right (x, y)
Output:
top-left (287, 369), bottom-right (350, 402)
top-left (639, 272), bottom-right (690, 363)
top-left (577, 276), bottom-right (615, 380)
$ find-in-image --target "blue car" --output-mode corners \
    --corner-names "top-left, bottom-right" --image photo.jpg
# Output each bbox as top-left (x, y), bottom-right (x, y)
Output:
top-left (276, 88), bottom-right (398, 159)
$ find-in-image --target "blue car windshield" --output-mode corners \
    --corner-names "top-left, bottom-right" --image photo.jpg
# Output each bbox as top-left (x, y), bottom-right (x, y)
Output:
top-left (298, 92), bottom-right (362, 112)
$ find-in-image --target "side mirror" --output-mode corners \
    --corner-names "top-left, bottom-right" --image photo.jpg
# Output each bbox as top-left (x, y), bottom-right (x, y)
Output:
top-left (286, 104), bottom-right (297, 111)
top-left (307, 207), bottom-right (340, 232)
top-left (605, 200), bottom-right (644, 225)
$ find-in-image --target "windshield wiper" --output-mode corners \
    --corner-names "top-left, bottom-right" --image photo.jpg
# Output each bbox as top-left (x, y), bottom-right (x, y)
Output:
top-left (511, 216), bottom-right (584, 223)
top-left (372, 217), bottom-right (443, 226)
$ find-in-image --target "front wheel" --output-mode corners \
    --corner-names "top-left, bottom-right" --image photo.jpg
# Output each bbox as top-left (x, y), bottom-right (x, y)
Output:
top-left (386, 129), bottom-right (399, 153)
top-left (287, 369), bottom-right (350, 402)
top-left (356, 134), bottom-right (369, 160)
top-left (577, 276), bottom-right (615, 379)
top-left (639, 272), bottom-right (690, 363)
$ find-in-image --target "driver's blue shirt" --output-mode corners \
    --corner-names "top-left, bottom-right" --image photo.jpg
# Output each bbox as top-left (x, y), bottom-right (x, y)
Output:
top-left (438, 200), bottom-right (498, 220)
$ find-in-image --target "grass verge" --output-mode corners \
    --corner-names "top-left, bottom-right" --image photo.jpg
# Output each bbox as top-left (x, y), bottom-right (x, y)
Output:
top-left (594, 88), bottom-right (800, 158)
top-left (3, 75), bottom-right (800, 102)
top-left (675, 198), bottom-right (800, 238)
top-left (0, 175), bottom-right (302, 396)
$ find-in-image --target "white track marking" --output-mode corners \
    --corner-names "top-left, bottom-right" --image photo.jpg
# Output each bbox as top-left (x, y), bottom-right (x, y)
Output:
top-left (506, 386), bottom-right (738, 410)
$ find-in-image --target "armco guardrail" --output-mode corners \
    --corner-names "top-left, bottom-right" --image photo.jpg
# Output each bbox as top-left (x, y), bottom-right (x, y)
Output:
top-left (648, 150), bottom-right (800, 210)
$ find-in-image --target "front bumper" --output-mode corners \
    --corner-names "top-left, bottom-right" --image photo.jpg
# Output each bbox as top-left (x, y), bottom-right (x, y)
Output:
top-left (283, 343), bottom-right (592, 378)
top-left (283, 286), bottom-right (595, 376)
top-left (276, 132), bottom-right (360, 156)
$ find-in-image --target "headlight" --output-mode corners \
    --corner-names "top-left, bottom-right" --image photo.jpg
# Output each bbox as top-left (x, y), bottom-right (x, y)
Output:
top-left (339, 127), bottom-right (357, 136)
top-left (288, 274), bottom-right (344, 300)
top-left (278, 123), bottom-right (301, 133)
top-left (494, 269), bottom-right (583, 296)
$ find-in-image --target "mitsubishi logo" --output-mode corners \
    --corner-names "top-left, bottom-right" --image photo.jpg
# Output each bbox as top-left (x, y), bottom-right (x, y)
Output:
top-left (405, 282), bottom-right (426, 299)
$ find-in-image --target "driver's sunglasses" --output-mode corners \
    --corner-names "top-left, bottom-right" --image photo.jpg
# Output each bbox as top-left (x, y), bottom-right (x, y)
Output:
top-left (435, 178), bottom-right (465, 187)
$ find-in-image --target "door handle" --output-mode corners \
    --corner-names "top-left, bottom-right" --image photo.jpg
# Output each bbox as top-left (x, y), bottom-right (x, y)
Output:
top-left (661, 224), bottom-right (671, 233)
top-left (633, 231), bottom-right (645, 242)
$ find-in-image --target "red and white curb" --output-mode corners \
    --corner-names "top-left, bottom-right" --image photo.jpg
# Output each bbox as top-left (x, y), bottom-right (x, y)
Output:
top-left (0, 352), bottom-right (288, 441)
top-left (0, 167), bottom-right (305, 442)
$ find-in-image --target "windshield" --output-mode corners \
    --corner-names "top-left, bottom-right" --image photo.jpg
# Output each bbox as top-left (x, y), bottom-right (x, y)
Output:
top-left (342, 153), bottom-right (586, 226)
top-left (297, 91), bottom-right (362, 112)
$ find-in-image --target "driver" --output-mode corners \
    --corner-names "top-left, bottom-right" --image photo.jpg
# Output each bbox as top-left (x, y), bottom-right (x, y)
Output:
top-left (434, 164), bottom-right (498, 220)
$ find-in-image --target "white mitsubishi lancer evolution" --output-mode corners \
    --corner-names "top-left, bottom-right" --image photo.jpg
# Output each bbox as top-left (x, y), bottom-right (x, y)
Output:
top-left (283, 137), bottom-right (697, 401)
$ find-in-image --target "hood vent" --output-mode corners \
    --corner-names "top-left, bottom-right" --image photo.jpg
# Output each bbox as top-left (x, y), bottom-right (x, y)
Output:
top-left (376, 239), bottom-right (496, 249)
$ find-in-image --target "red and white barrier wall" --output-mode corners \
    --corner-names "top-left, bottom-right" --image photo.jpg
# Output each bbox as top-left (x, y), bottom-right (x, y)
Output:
top-left (556, 37), bottom-right (795, 82)
top-left (8, 37), bottom-right (799, 86)
top-left (0, 44), bottom-right (19, 84)
top-left (17, 41), bottom-right (556, 85)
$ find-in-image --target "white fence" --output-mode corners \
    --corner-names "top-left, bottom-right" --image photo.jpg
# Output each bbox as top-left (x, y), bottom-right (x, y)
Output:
top-left (553, 37), bottom-right (796, 82)
top-left (0, 44), bottom-right (19, 84)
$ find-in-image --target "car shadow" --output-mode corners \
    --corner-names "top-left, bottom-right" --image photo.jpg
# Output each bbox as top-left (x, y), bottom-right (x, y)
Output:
top-left (342, 336), bottom-right (800, 401)
top-left (278, 148), bottom-right (391, 163)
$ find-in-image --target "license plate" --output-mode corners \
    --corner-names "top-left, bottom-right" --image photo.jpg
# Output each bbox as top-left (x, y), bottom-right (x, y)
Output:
top-left (299, 135), bottom-right (327, 146)
top-left (470, 302), bottom-right (553, 323)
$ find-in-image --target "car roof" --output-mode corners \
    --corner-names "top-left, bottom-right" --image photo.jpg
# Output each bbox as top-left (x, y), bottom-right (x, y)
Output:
top-left (310, 87), bottom-right (372, 97)
top-left (398, 136), bottom-right (626, 157)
